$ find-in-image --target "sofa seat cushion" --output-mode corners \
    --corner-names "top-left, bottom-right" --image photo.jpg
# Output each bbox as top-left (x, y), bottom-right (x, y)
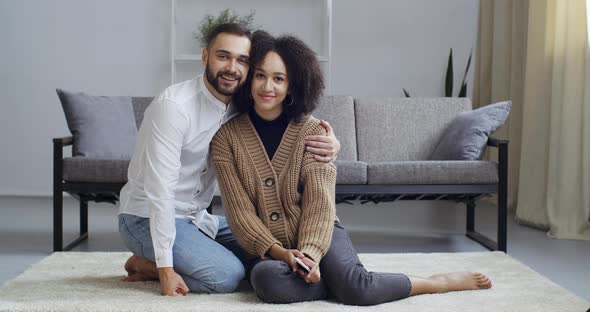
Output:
top-left (62, 157), bottom-right (129, 183)
top-left (335, 160), bottom-right (367, 184)
top-left (367, 161), bottom-right (498, 185)
top-left (63, 158), bottom-right (369, 185)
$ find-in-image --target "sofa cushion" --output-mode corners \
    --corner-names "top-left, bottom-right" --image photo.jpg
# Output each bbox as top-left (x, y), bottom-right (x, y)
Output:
top-left (57, 89), bottom-right (137, 159)
top-left (131, 97), bottom-right (154, 129)
top-left (430, 101), bottom-right (512, 160)
top-left (355, 97), bottom-right (471, 162)
top-left (312, 96), bottom-right (358, 161)
top-left (335, 160), bottom-right (367, 184)
top-left (63, 157), bottom-right (369, 185)
top-left (367, 161), bottom-right (498, 184)
top-left (62, 157), bottom-right (129, 183)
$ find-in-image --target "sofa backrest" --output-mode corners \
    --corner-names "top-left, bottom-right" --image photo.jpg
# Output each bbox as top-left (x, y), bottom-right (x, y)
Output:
top-left (132, 95), bottom-right (360, 161)
top-left (131, 97), bottom-right (154, 129)
top-left (312, 96), bottom-right (357, 161)
top-left (355, 97), bottom-right (471, 161)
top-left (133, 96), bottom-right (469, 162)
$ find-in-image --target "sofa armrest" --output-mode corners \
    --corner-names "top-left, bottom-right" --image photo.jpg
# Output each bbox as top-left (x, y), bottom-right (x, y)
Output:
top-left (485, 136), bottom-right (508, 211)
top-left (53, 136), bottom-right (73, 183)
top-left (485, 136), bottom-right (508, 173)
top-left (487, 137), bottom-right (509, 147)
top-left (53, 136), bottom-right (73, 146)
top-left (485, 137), bottom-right (509, 251)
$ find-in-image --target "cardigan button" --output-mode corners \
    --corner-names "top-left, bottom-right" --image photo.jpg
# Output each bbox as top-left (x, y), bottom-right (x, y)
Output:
top-left (270, 212), bottom-right (280, 221)
top-left (265, 177), bottom-right (275, 187)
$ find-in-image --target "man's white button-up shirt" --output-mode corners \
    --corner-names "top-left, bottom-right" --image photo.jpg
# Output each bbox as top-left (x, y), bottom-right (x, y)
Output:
top-left (119, 75), bottom-right (238, 268)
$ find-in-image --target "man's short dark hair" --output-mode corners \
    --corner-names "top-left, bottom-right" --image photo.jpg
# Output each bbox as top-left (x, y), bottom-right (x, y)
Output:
top-left (206, 23), bottom-right (253, 49)
top-left (234, 30), bottom-right (325, 122)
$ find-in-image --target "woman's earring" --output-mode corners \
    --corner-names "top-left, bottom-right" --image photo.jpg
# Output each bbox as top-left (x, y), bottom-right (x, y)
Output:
top-left (285, 94), bottom-right (294, 106)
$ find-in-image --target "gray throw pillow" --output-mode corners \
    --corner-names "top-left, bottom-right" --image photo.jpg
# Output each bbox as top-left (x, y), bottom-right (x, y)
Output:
top-left (430, 101), bottom-right (511, 160)
top-left (56, 89), bottom-right (138, 159)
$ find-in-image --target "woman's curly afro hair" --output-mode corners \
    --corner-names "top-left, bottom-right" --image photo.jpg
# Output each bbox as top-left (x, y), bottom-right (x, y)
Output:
top-left (234, 30), bottom-right (325, 122)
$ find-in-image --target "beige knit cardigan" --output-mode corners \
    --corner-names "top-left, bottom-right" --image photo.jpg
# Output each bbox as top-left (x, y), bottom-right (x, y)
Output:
top-left (210, 113), bottom-right (337, 262)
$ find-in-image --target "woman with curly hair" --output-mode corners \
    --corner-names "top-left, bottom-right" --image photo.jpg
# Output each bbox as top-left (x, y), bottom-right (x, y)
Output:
top-left (210, 30), bottom-right (492, 305)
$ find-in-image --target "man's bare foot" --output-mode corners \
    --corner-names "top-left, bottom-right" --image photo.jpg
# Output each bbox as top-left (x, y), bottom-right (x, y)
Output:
top-left (409, 272), bottom-right (491, 296)
top-left (122, 272), bottom-right (154, 282)
top-left (122, 255), bottom-right (159, 282)
top-left (429, 272), bottom-right (492, 292)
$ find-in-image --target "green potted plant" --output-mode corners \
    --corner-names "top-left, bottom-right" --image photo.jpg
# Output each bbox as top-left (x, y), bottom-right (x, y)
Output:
top-left (403, 48), bottom-right (472, 98)
top-left (194, 9), bottom-right (257, 48)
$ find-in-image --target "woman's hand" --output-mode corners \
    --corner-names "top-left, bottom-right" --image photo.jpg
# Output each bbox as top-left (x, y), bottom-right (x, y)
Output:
top-left (268, 245), bottom-right (321, 282)
top-left (296, 257), bottom-right (321, 283)
top-left (268, 244), bottom-right (304, 272)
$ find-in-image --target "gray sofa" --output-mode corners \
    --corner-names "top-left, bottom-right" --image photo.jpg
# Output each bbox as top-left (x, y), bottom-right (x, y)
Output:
top-left (53, 96), bottom-right (508, 252)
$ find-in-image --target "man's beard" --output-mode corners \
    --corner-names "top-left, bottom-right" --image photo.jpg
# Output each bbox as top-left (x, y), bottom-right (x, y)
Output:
top-left (205, 65), bottom-right (242, 96)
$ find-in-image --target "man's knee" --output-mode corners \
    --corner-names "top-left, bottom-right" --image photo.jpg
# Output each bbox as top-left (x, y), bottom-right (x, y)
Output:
top-left (184, 258), bottom-right (245, 294)
top-left (209, 261), bottom-right (245, 293)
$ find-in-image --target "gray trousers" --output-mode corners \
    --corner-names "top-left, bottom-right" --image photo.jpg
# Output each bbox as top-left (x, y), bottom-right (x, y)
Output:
top-left (249, 223), bottom-right (412, 305)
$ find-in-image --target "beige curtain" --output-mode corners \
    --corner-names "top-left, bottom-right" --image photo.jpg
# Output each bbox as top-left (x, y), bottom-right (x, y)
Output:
top-left (475, 0), bottom-right (590, 240)
top-left (474, 0), bottom-right (529, 210)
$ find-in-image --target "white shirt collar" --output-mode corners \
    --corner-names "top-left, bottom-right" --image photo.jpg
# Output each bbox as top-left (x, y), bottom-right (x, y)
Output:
top-left (198, 74), bottom-right (232, 113)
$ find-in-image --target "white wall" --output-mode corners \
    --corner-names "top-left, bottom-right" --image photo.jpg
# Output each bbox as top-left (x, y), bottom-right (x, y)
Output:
top-left (0, 0), bottom-right (479, 196)
top-left (332, 0), bottom-right (479, 97)
top-left (0, 0), bottom-right (170, 195)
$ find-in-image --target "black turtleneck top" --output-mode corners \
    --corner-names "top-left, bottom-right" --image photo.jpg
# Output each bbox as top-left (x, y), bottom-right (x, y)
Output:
top-left (249, 108), bottom-right (289, 160)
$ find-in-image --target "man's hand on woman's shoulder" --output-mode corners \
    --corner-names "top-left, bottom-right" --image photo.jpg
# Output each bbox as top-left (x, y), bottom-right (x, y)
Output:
top-left (305, 120), bottom-right (341, 162)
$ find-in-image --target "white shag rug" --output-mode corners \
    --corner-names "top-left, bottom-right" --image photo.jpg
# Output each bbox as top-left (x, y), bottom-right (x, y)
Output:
top-left (0, 252), bottom-right (587, 312)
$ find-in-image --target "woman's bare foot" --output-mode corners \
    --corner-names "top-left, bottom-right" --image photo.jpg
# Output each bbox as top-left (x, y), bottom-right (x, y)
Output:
top-left (409, 272), bottom-right (491, 295)
top-left (429, 272), bottom-right (492, 292)
top-left (122, 255), bottom-right (159, 282)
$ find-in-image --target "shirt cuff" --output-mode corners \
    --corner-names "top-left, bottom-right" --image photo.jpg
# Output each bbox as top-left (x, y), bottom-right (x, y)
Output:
top-left (155, 249), bottom-right (173, 268)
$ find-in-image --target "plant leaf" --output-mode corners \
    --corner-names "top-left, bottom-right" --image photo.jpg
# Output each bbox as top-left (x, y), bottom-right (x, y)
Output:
top-left (403, 88), bottom-right (411, 97)
top-left (445, 49), bottom-right (453, 97)
top-left (458, 83), bottom-right (467, 97)
top-left (459, 49), bottom-right (472, 96)
top-left (195, 9), bottom-right (257, 48)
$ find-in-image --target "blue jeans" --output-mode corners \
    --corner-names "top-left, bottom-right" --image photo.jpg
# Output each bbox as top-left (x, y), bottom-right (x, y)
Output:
top-left (118, 213), bottom-right (247, 293)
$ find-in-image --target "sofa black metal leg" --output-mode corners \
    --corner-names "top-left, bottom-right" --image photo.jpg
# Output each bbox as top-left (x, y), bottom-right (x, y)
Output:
top-left (59, 195), bottom-right (89, 251)
top-left (466, 199), bottom-right (500, 251)
top-left (497, 140), bottom-right (509, 252)
top-left (53, 139), bottom-right (64, 252)
top-left (54, 194), bottom-right (89, 252)
top-left (497, 193), bottom-right (507, 252)
top-left (53, 185), bottom-right (63, 252)
top-left (53, 136), bottom-right (90, 252)
top-left (80, 196), bottom-right (88, 236)
top-left (466, 199), bottom-right (475, 232)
